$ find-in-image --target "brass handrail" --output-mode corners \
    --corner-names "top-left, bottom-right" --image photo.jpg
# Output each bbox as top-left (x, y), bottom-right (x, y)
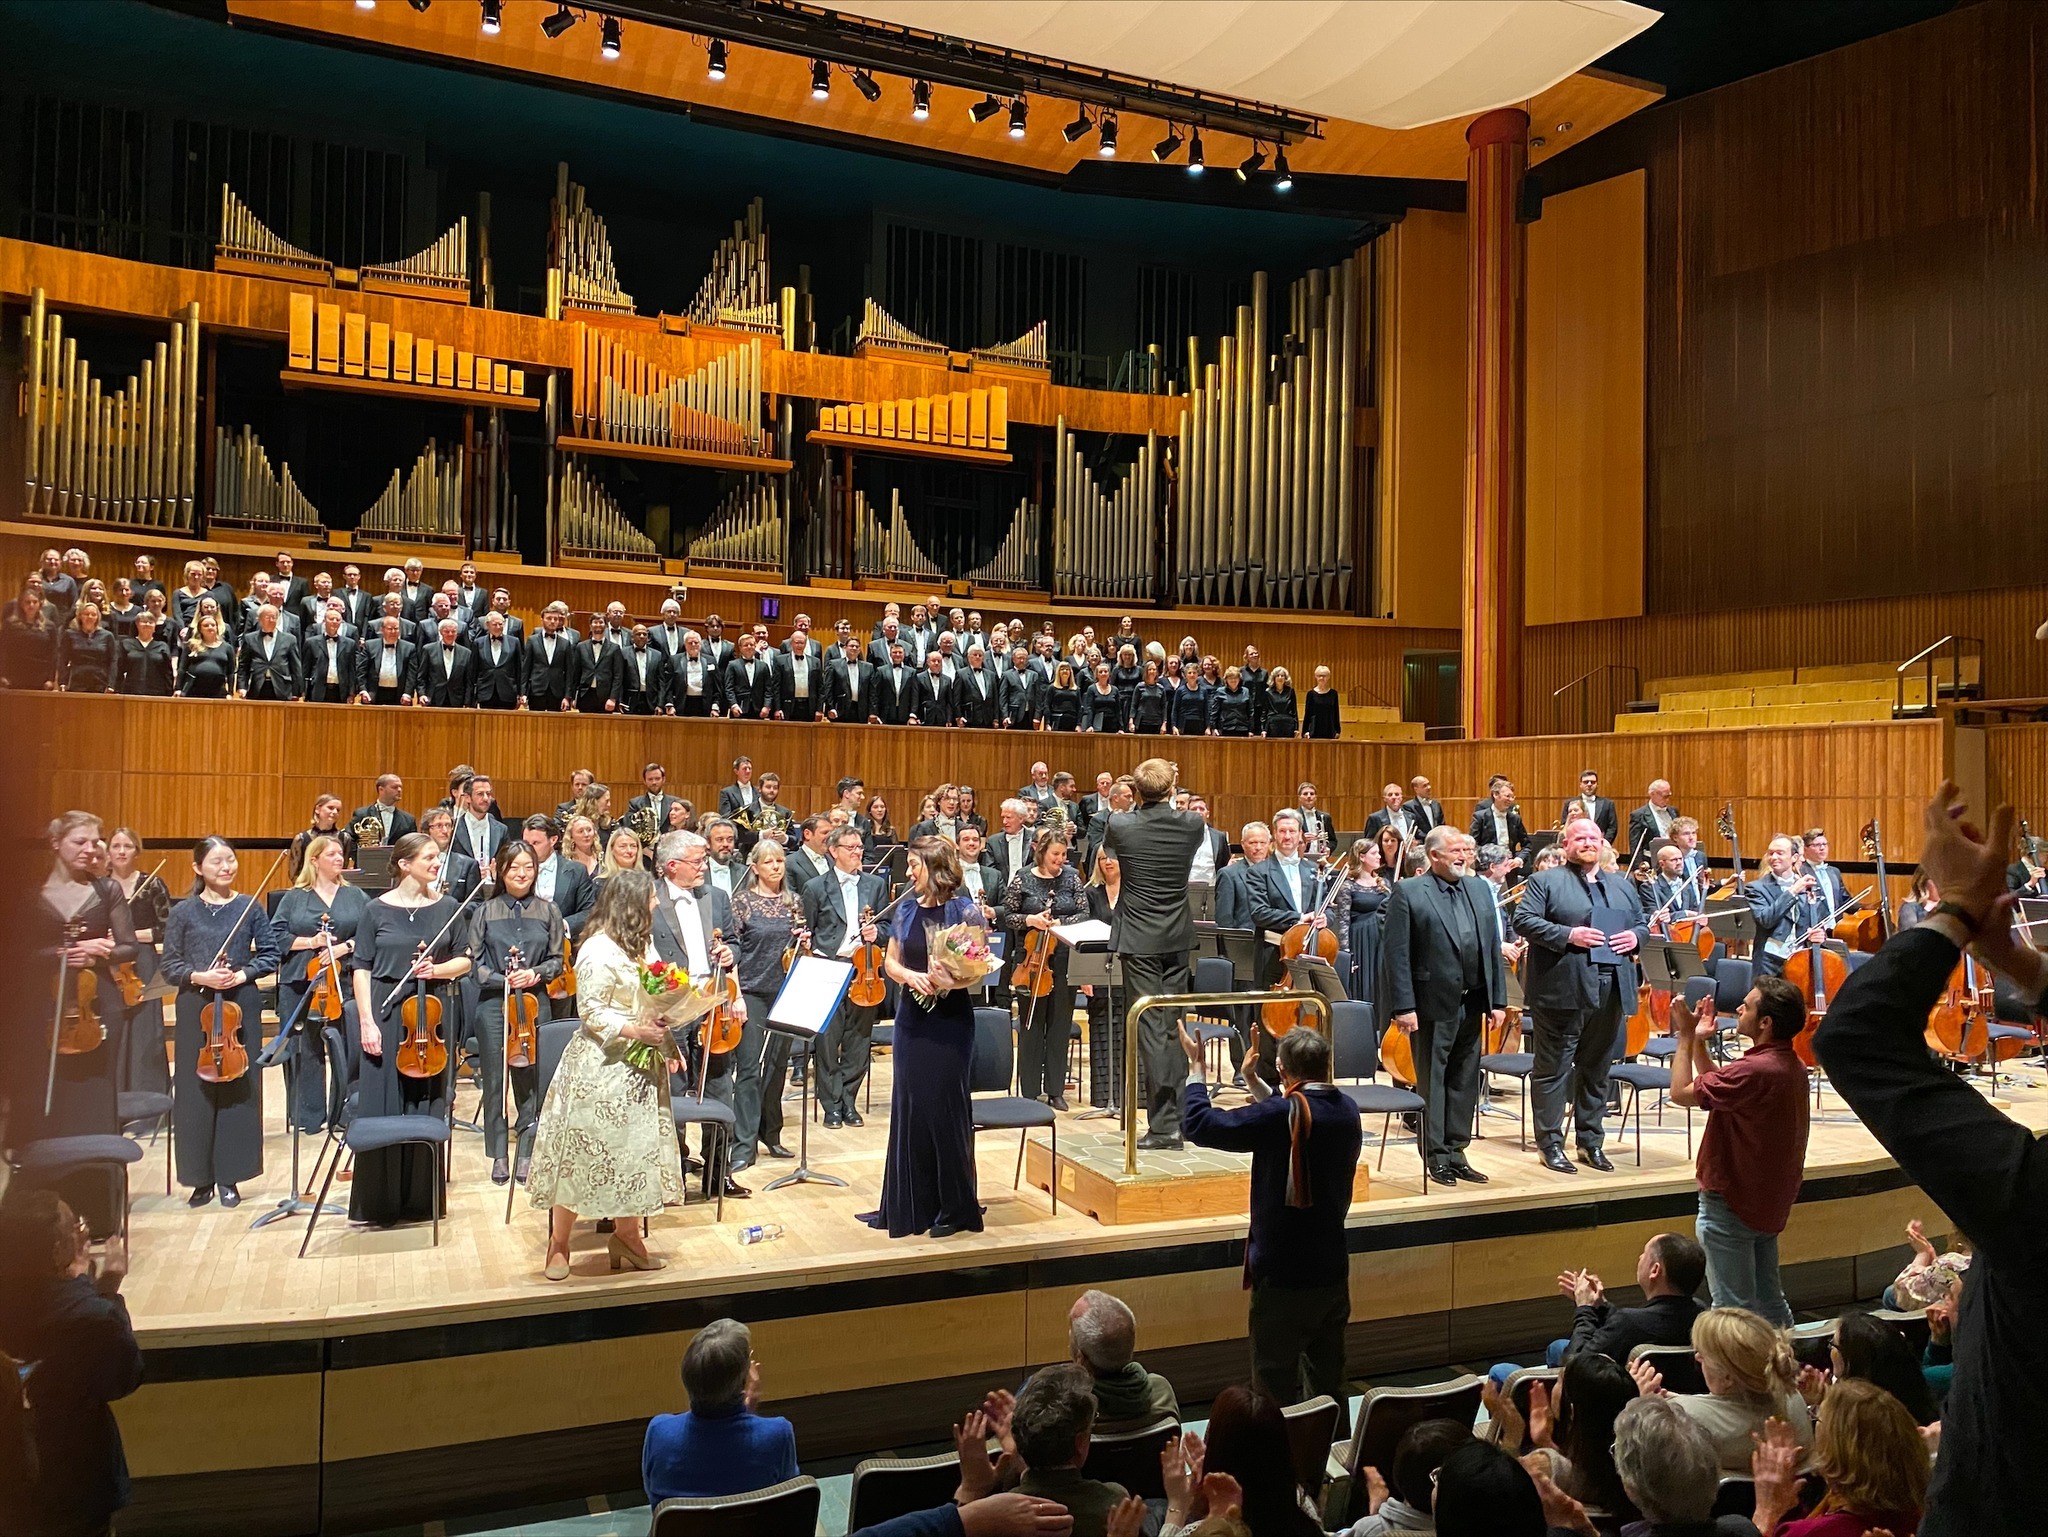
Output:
top-left (1121, 990), bottom-right (1333, 1176)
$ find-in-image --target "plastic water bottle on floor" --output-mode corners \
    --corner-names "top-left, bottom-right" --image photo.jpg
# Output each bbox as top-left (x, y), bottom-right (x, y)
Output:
top-left (739, 1223), bottom-right (784, 1246)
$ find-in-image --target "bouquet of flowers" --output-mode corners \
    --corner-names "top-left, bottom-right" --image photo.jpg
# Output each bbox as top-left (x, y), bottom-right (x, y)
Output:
top-left (912, 921), bottom-right (995, 1010)
top-left (620, 958), bottom-right (717, 1072)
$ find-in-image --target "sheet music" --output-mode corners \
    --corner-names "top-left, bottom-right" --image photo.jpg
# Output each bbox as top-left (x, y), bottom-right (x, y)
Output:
top-left (1051, 918), bottom-right (1111, 947)
top-left (768, 956), bottom-right (854, 1037)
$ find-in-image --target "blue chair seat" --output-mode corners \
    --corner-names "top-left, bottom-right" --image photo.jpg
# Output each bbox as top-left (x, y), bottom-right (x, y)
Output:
top-left (972, 1096), bottom-right (1056, 1132)
top-left (873, 1022), bottom-right (895, 1047)
top-left (1988, 1023), bottom-right (2032, 1042)
top-left (1610, 1063), bottom-right (1671, 1092)
top-left (346, 1115), bottom-right (452, 1155)
top-left (117, 1091), bottom-right (173, 1123)
top-left (1641, 1037), bottom-right (1680, 1060)
top-left (16, 1135), bottom-right (143, 1172)
top-left (673, 1096), bottom-right (737, 1216)
top-left (1481, 1052), bottom-right (1533, 1076)
top-left (1342, 1083), bottom-right (1423, 1116)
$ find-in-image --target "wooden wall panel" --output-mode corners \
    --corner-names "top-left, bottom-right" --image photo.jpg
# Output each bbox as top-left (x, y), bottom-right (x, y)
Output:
top-left (1525, 171), bottom-right (1645, 626)
top-left (1986, 724), bottom-right (2048, 834)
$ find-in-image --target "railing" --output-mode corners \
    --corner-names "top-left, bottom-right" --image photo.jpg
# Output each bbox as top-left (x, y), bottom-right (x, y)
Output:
top-left (1896, 635), bottom-right (1983, 716)
top-left (1551, 663), bottom-right (1641, 735)
top-left (1121, 989), bottom-right (1331, 1174)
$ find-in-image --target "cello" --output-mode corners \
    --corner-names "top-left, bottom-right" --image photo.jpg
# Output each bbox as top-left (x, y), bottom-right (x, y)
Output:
top-left (1924, 952), bottom-right (1992, 1064)
top-left (1263, 855), bottom-right (1349, 1038)
top-left (1782, 885), bottom-right (1865, 1069)
top-left (504, 943), bottom-right (540, 1071)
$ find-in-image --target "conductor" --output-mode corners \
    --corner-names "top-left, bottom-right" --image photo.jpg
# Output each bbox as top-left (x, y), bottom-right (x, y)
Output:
top-left (1104, 758), bottom-right (1208, 1150)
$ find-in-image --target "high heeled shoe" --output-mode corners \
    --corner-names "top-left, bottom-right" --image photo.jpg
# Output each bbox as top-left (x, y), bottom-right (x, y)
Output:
top-left (608, 1234), bottom-right (666, 1272)
top-left (543, 1249), bottom-right (571, 1282)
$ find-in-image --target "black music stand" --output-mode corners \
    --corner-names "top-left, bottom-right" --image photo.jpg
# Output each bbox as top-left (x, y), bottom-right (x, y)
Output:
top-left (1186, 883), bottom-right (1218, 924)
top-left (1066, 945), bottom-right (1121, 1122)
top-left (763, 955), bottom-right (855, 1192)
top-left (250, 990), bottom-right (347, 1230)
top-left (1705, 903), bottom-right (1756, 947)
top-left (1640, 942), bottom-right (1708, 992)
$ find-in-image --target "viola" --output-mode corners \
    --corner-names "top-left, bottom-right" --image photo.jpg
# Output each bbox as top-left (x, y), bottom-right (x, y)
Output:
top-left (189, 865), bottom-right (284, 1084)
top-left (54, 917), bottom-right (106, 1056)
top-left (305, 913), bottom-right (346, 1023)
top-left (546, 929), bottom-right (577, 1002)
top-left (505, 942), bottom-right (539, 1070)
top-left (848, 904), bottom-right (888, 1008)
top-left (395, 941), bottom-right (448, 1080)
top-left (110, 959), bottom-right (146, 1008)
top-left (704, 927), bottom-right (745, 1056)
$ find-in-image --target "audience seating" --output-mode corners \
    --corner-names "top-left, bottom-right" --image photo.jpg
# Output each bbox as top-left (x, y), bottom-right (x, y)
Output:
top-left (299, 1022), bottom-right (450, 1256)
top-left (648, 1475), bottom-right (820, 1536)
top-left (1081, 1413), bottom-right (1178, 1500)
top-left (1489, 1367), bottom-right (1560, 1454)
top-left (1327, 999), bottom-right (1429, 1195)
top-left (9, 1134), bottom-right (142, 1244)
top-left (1712, 1476), bottom-right (1757, 1519)
top-left (1189, 955), bottom-right (1242, 1081)
top-left (846, 1452), bottom-right (963, 1531)
top-left (1331, 1375), bottom-right (1485, 1525)
top-left (969, 1005), bottom-right (1058, 1213)
top-left (1627, 1341), bottom-right (1707, 1396)
top-left (1281, 1393), bottom-right (1340, 1504)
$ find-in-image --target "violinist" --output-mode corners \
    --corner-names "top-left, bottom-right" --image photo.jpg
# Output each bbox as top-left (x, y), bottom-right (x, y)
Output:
top-left (1648, 842), bottom-right (1707, 922)
top-left (1002, 828), bottom-right (1088, 1111)
top-left (349, 832), bottom-right (471, 1228)
top-left (800, 827), bottom-right (887, 1130)
top-left (728, 841), bottom-right (805, 1177)
top-left (161, 837), bottom-right (279, 1208)
top-left (23, 813), bottom-right (136, 1144)
top-left (466, 840), bottom-right (566, 1187)
top-left (272, 836), bottom-right (367, 1137)
top-left (2009, 836), bottom-right (2048, 899)
top-left (106, 826), bottom-right (170, 1097)
top-left (1745, 835), bottom-right (1831, 976)
top-left (649, 831), bottom-right (743, 1190)
top-left (1248, 813), bottom-right (1353, 1054)
top-left (1344, 838), bottom-right (1390, 1013)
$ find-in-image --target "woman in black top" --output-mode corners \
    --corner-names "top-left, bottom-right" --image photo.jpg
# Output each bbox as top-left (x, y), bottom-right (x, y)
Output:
top-left (113, 609), bottom-right (176, 696)
top-left (103, 577), bottom-right (142, 640)
top-left (1261, 665), bottom-right (1301, 739)
top-left (58, 601), bottom-right (119, 694)
top-left (106, 826), bottom-right (172, 1098)
top-left (729, 841), bottom-right (806, 1172)
top-left (140, 586), bottom-right (177, 650)
top-left (1043, 660), bottom-right (1082, 732)
top-left (1108, 644), bottom-right (1144, 720)
top-left (465, 841), bottom-right (566, 1184)
top-left (272, 835), bottom-right (369, 1137)
top-left (955, 785), bottom-right (988, 836)
top-left (1302, 664), bottom-right (1341, 739)
top-left (1209, 665), bottom-right (1257, 736)
top-left (1176, 636), bottom-right (1202, 676)
top-left (1168, 664), bottom-right (1210, 735)
top-left (1083, 850), bottom-right (1126, 1110)
top-left (176, 612), bottom-right (234, 699)
top-left (1081, 662), bottom-right (1125, 733)
top-left (1130, 658), bottom-right (1171, 735)
top-left (1001, 828), bottom-right (1086, 1109)
top-left (864, 795), bottom-right (899, 848)
top-left (24, 812), bottom-right (137, 1149)
top-left (161, 837), bottom-right (280, 1207)
top-left (1344, 839), bottom-right (1391, 1009)
top-left (1, 585), bottom-right (57, 690)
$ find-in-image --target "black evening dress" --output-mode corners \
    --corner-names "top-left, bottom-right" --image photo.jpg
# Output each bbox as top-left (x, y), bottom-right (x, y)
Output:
top-left (161, 891), bottom-right (280, 1189)
top-left (351, 895), bottom-right (460, 1225)
top-left (113, 870), bottom-right (172, 1099)
top-left (177, 641), bottom-right (234, 698)
top-left (1346, 879), bottom-right (1389, 1010)
top-left (1302, 687), bottom-right (1341, 739)
top-left (861, 895), bottom-right (985, 1238)
top-left (272, 884), bottom-right (369, 1136)
top-left (21, 880), bottom-right (137, 1143)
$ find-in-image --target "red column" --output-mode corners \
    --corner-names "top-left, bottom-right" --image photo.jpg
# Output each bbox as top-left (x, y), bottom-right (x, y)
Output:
top-left (1461, 107), bottom-right (1528, 740)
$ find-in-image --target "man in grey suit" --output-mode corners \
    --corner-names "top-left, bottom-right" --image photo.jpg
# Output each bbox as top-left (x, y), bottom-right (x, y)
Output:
top-left (652, 831), bottom-right (746, 1197)
top-left (1513, 817), bottom-right (1648, 1175)
top-left (1104, 759), bottom-right (1208, 1149)
top-left (1383, 825), bottom-right (1509, 1186)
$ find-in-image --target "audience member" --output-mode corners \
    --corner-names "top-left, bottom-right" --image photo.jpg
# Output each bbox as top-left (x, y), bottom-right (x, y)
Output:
top-left (968, 1366), bottom-right (1133, 1537)
top-left (1629, 1308), bottom-right (1810, 1474)
top-left (1351, 1418), bottom-right (1473, 1536)
top-left (1491, 1353), bottom-right (1639, 1525)
top-left (1809, 1312), bottom-right (1938, 1427)
top-left (1067, 1289), bottom-right (1179, 1429)
top-left (1608, 1396), bottom-right (1759, 1537)
top-left (1428, 1441), bottom-right (1548, 1537)
top-left (852, 1491), bottom-right (1080, 1536)
top-left (1493, 1232), bottom-right (1707, 1386)
top-left (641, 1319), bottom-right (798, 1504)
top-left (1884, 1218), bottom-right (1969, 1311)
top-left (1179, 1385), bottom-right (1321, 1537)
top-left (1751, 1378), bottom-right (1928, 1536)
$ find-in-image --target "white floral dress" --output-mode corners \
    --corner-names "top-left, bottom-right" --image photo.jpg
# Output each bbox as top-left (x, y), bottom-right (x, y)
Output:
top-left (526, 933), bottom-right (685, 1216)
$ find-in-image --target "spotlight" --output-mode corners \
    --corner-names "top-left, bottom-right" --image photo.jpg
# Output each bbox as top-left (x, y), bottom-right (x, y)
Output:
top-left (541, 4), bottom-right (575, 39)
top-left (911, 79), bottom-right (931, 119)
top-left (1237, 143), bottom-right (1266, 182)
top-left (1008, 96), bottom-right (1028, 139)
top-left (706, 37), bottom-right (727, 79)
top-left (356, 0), bottom-right (376, 10)
top-left (1151, 125), bottom-right (1181, 162)
top-left (852, 68), bottom-right (881, 104)
top-left (1062, 106), bottom-right (1092, 144)
top-left (1097, 112), bottom-right (1118, 156)
top-left (1273, 147), bottom-right (1292, 191)
top-left (969, 92), bottom-right (1003, 123)
top-left (1186, 129), bottom-right (1204, 173)
top-left (407, 0), bottom-right (430, 11)
top-left (479, 0), bottom-right (500, 34)
top-left (599, 13), bottom-right (620, 58)
top-left (811, 58), bottom-right (831, 99)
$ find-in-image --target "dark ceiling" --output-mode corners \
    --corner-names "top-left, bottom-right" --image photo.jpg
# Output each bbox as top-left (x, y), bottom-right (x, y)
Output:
top-left (1596, 0), bottom-right (1958, 100)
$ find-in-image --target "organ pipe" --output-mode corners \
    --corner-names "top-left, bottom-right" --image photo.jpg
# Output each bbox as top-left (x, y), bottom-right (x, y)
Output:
top-left (1052, 419), bottom-right (1159, 602)
top-left (548, 163), bottom-right (634, 317)
top-left (211, 425), bottom-right (322, 535)
top-left (557, 460), bottom-right (657, 563)
top-left (357, 442), bottom-right (463, 544)
top-left (687, 477), bottom-right (786, 573)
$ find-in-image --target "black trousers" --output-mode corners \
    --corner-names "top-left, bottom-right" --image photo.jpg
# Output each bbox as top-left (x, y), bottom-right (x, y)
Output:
top-left (1249, 1280), bottom-right (1353, 1439)
top-left (815, 997), bottom-right (878, 1116)
top-left (1121, 951), bottom-right (1190, 1137)
top-left (782, 695), bottom-right (817, 721)
top-left (1416, 988), bottom-right (1487, 1166)
top-left (1530, 972), bottom-right (1626, 1152)
top-left (1012, 951), bottom-right (1073, 1101)
top-left (475, 991), bottom-right (548, 1161)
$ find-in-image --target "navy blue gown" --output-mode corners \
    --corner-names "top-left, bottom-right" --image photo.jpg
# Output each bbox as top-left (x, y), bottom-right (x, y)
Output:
top-left (861, 895), bottom-right (984, 1238)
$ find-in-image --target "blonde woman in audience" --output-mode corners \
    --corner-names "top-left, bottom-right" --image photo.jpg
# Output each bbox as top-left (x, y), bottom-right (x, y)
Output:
top-left (563, 814), bottom-right (603, 877)
top-left (1750, 1377), bottom-right (1928, 1537)
top-left (1629, 1307), bottom-right (1812, 1473)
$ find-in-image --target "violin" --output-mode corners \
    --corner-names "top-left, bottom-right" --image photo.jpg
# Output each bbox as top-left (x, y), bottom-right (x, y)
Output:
top-left (305, 913), bottom-right (346, 1023)
top-left (1014, 925), bottom-right (1060, 998)
top-left (395, 940), bottom-right (449, 1080)
top-left (546, 929), bottom-right (576, 1002)
top-left (190, 868), bottom-right (279, 1086)
top-left (111, 857), bottom-right (169, 1007)
top-left (1265, 856), bottom-right (1348, 1038)
top-left (505, 942), bottom-right (539, 1070)
top-left (848, 904), bottom-right (888, 1008)
top-left (704, 927), bottom-right (745, 1056)
top-left (54, 917), bottom-right (106, 1056)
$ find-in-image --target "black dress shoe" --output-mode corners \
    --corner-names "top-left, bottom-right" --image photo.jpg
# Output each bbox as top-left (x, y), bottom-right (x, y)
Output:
top-left (1428, 1163), bottom-right (1460, 1187)
top-left (841, 1108), bottom-right (865, 1128)
top-left (1577, 1146), bottom-right (1616, 1172)
top-left (218, 1184), bottom-right (241, 1208)
top-left (188, 1184), bottom-right (215, 1208)
top-left (823, 1113), bottom-right (845, 1130)
top-left (1046, 1093), bottom-right (1070, 1112)
top-left (1540, 1146), bottom-right (1578, 1175)
top-left (491, 1157), bottom-right (510, 1186)
top-left (515, 1157), bottom-right (531, 1183)
top-left (1450, 1163), bottom-right (1489, 1184)
top-left (1401, 1112), bottom-right (1421, 1132)
top-left (1136, 1131), bottom-right (1183, 1151)
top-left (720, 1176), bottom-right (752, 1198)
top-left (685, 1157), bottom-right (705, 1176)
top-left (930, 1219), bottom-right (970, 1238)
top-left (765, 1144), bottom-right (795, 1159)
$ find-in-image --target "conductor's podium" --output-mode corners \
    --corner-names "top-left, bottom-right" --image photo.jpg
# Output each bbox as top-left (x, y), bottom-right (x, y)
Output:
top-left (1025, 1122), bottom-right (1370, 1225)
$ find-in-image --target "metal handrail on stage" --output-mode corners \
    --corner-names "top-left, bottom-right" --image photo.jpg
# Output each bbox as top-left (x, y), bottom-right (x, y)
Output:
top-left (1121, 990), bottom-right (1333, 1176)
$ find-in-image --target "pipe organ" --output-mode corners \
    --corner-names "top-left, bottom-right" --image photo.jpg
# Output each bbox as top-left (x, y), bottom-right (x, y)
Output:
top-left (212, 425), bottom-right (322, 535)
top-left (19, 289), bottom-right (201, 531)
top-left (1052, 420), bottom-right (1159, 602)
top-left (218, 187), bottom-right (468, 302)
top-left (359, 217), bottom-right (470, 302)
top-left (548, 164), bottom-right (634, 316)
top-left (854, 490), bottom-right (944, 585)
top-left (856, 299), bottom-right (948, 362)
top-left (967, 499), bottom-right (1041, 591)
top-left (288, 294), bottom-right (524, 398)
top-left (357, 442), bottom-right (463, 544)
top-left (557, 460), bottom-right (658, 563)
top-left (216, 187), bottom-right (333, 283)
top-left (567, 328), bottom-right (770, 458)
top-left (685, 199), bottom-right (776, 334)
top-left (1174, 258), bottom-right (1360, 610)
top-left (818, 386), bottom-right (1008, 453)
top-left (686, 478), bottom-right (785, 573)
top-left (973, 321), bottom-right (1049, 374)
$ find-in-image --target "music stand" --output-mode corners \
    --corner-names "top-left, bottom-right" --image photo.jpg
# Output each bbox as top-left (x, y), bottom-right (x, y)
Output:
top-left (763, 956), bottom-right (855, 1192)
top-left (1525, 829), bottom-right (1559, 862)
top-left (1186, 883), bottom-right (1218, 923)
top-left (1640, 941), bottom-right (1708, 992)
top-left (354, 847), bottom-right (393, 884)
top-left (250, 988), bottom-right (347, 1230)
top-left (1193, 921), bottom-right (1225, 960)
top-left (1705, 903), bottom-right (1756, 946)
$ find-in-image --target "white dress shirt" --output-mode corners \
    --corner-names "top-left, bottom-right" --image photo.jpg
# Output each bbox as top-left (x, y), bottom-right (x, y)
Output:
top-left (834, 870), bottom-right (864, 957)
top-left (1274, 855), bottom-right (1305, 912)
top-left (1189, 832), bottom-right (1217, 886)
top-left (663, 882), bottom-right (713, 983)
top-left (535, 854), bottom-right (560, 904)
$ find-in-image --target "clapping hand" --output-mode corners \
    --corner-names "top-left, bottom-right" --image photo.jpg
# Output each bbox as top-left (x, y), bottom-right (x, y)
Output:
top-left (1531, 1469), bottom-right (1598, 1537)
top-left (1749, 1416), bottom-right (1804, 1532)
top-left (953, 1410), bottom-right (1000, 1502)
top-left (980, 1388), bottom-right (1018, 1461)
top-left (1796, 1362), bottom-right (1830, 1408)
top-left (1480, 1377), bottom-right (1526, 1450)
top-left (1104, 1495), bottom-right (1146, 1537)
top-left (1627, 1357), bottom-right (1667, 1397)
top-left (1558, 1268), bottom-right (1603, 1307)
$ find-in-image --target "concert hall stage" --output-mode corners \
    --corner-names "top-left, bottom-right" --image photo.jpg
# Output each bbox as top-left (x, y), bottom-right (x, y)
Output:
top-left (113, 1059), bottom-right (2042, 1537)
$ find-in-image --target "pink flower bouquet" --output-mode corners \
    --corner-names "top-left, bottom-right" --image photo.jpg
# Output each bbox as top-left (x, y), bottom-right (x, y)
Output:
top-left (913, 921), bottom-right (995, 1009)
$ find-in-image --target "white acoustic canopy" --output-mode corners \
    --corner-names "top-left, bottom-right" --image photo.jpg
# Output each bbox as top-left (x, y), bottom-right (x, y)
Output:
top-left (826, 0), bottom-right (1659, 131)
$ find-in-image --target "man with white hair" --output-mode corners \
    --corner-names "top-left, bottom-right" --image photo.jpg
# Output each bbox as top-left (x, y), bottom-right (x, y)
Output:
top-left (417, 615), bottom-right (477, 709)
top-left (235, 603), bottom-right (299, 701)
top-left (1608, 1397), bottom-right (1727, 1533)
top-left (1066, 1290), bottom-right (1179, 1430)
top-left (653, 830), bottom-right (745, 1196)
top-left (1627, 779), bottom-right (1682, 860)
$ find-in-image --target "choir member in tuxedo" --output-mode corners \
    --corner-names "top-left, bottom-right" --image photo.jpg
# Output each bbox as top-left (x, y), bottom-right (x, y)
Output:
top-left (906, 652), bottom-right (957, 727)
top-left (299, 608), bottom-right (359, 702)
top-left (161, 837), bottom-right (280, 1207)
top-left (416, 618), bottom-right (476, 708)
top-left (767, 631), bottom-right (818, 721)
top-left (356, 616), bottom-right (416, 706)
top-left (524, 815), bottom-right (597, 938)
top-left (615, 625), bottom-right (666, 716)
top-left (1512, 818), bottom-right (1648, 1174)
top-left (824, 637), bottom-right (871, 722)
top-left (334, 566), bottom-right (373, 631)
top-left (522, 609), bottom-right (575, 713)
top-left (466, 589), bottom-right (522, 649)
top-left (1000, 646), bottom-right (1044, 729)
top-left (697, 613), bottom-right (734, 675)
top-left (643, 599), bottom-right (687, 665)
top-left (1801, 829), bottom-right (1853, 915)
top-left (1400, 776), bottom-right (1447, 836)
top-left (866, 618), bottom-right (911, 668)
top-left (1626, 781), bottom-right (1683, 860)
top-left (471, 612), bottom-right (523, 709)
top-left (450, 775), bottom-right (510, 866)
top-left (1559, 770), bottom-right (1619, 846)
top-left (235, 605), bottom-right (299, 701)
top-left (864, 642), bottom-right (915, 723)
top-left (467, 838), bottom-right (567, 1183)
top-left (801, 827), bottom-right (888, 1128)
top-left (372, 592), bottom-right (419, 645)
top-left (394, 559), bottom-right (430, 625)
top-left (955, 647), bottom-right (1003, 728)
top-left (114, 609), bottom-right (176, 696)
top-left (1364, 784), bottom-right (1409, 842)
top-left (1383, 825), bottom-right (1508, 1186)
top-left (722, 633), bottom-right (775, 720)
top-left (267, 551), bottom-right (308, 619)
top-left (718, 759), bottom-right (762, 823)
top-left (271, 835), bottom-right (367, 1135)
top-left (1468, 775), bottom-right (1532, 863)
top-left (569, 620), bottom-right (622, 714)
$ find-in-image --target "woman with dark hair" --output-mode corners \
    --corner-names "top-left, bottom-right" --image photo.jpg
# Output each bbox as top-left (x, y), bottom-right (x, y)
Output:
top-left (1081, 661), bottom-right (1125, 733)
top-left (1822, 1311), bottom-right (1939, 1426)
top-left (865, 794), bottom-right (899, 845)
top-left (1209, 666), bottom-right (1258, 736)
top-left (1177, 1385), bottom-right (1322, 1537)
top-left (162, 835), bottom-right (279, 1207)
top-left (1000, 828), bottom-right (1086, 1111)
top-left (112, 608), bottom-right (176, 696)
top-left (1345, 838), bottom-right (1390, 1010)
top-left (1130, 659), bottom-right (1171, 735)
top-left (860, 836), bottom-right (988, 1239)
top-left (1432, 1439), bottom-right (1549, 1537)
top-left (348, 831), bottom-right (471, 1228)
top-left (0, 583), bottom-right (57, 690)
top-left (466, 840), bottom-right (567, 1186)
top-left (105, 826), bottom-right (171, 1098)
top-left (956, 785), bottom-right (987, 835)
top-left (1519, 1352), bottom-right (1641, 1525)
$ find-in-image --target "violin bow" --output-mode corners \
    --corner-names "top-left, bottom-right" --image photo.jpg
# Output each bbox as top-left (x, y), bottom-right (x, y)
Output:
top-left (205, 847), bottom-right (291, 972)
top-left (377, 879), bottom-right (487, 1014)
top-left (43, 919), bottom-right (82, 1116)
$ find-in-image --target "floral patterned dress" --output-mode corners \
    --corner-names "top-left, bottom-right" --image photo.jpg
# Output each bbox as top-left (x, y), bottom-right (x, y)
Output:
top-left (525, 931), bottom-right (685, 1217)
